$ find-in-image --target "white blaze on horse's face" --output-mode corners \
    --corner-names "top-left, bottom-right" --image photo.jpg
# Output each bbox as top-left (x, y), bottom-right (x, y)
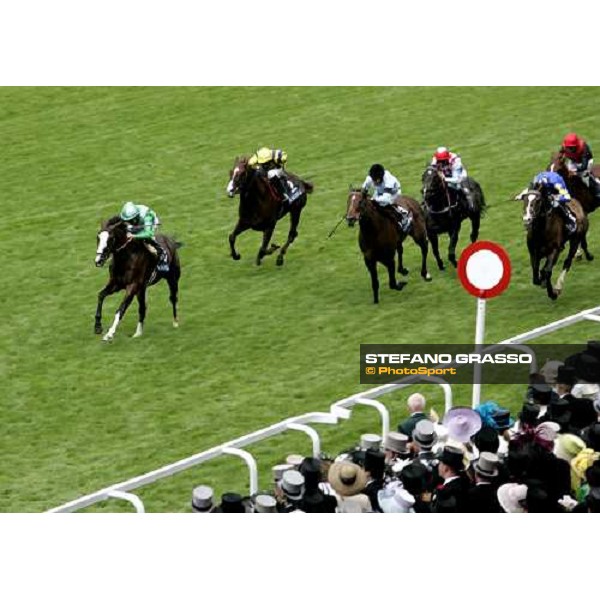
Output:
top-left (95, 231), bottom-right (109, 266)
top-left (227, 167), bottom-right (240, 197)
top-left (523, 194), bottom-right (537, 226)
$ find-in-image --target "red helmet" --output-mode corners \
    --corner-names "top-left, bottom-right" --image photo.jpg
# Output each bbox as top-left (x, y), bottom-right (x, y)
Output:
top-left (563, 133), bottom-right (580, 149)
top-left (435, 147), bottom-right (451, 162)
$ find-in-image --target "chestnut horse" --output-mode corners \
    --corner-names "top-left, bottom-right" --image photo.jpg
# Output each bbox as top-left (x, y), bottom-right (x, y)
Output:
top-left (549, 152), bottom-right (600, 215)
top-left (94, 217), bottom-right (182, 341)
top-left (514, 188), bottom-right (589, 300)
top-left (226, 156), bottom-right (313, 266)
top-left (346, 189), bottom-right (432, 304)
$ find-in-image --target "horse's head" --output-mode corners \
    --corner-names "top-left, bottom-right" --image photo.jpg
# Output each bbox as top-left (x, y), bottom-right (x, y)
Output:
top-left (515, 188), bottom-right (545, 230)
top-left (226, 156), bottom-right (250, 198)
top-left (421, 165), bottom-right (446, 207)
top-left (346, 187), bottom-right (368, 227)
top-left (95, 217), bottom-right (127, 267)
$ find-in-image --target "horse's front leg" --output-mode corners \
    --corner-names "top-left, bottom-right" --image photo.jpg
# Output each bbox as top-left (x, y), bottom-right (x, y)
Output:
top-left (542, 250), bottom-right (560, 301)
top-left (397, 238), bottom-right (409, 276)
top-left (386, 254), bottom-right (407, 293)
top-left (364, 256), bottom-right (380, 304)
top-left (276, 207), bottom-right (301, 267)
top-left (103, 285), bottom-right (137, 341)
top-left (229, 219), bottom-right (249, 261)
top-left (95, 281), bottom-right (118, 334)
top-left (256, 225), bottom-right (275, 266)
top-left (469, 212), bottom-right (481, 243)
top-left (554, 239), bottom-right (581, 296)
top-left (429, 230), bottom-right (444, 271)
top-left (132, 287), bottom-right (147, 338)
top-left (448, 223), bottom-right (461, 267)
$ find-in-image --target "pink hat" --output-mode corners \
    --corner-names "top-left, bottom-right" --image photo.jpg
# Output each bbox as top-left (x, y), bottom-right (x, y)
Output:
top-left (442, 407), bottom-right (482, 443)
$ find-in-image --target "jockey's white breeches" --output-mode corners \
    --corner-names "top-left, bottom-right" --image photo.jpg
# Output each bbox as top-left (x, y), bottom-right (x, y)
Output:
top-left (267, 168), bottom-right (284, 179)
top-left (373, 192), bottom-right (399, 206)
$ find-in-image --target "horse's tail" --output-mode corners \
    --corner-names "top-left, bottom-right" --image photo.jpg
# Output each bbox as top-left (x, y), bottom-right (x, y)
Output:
top-left (301, 180), bottom-right (314, 194)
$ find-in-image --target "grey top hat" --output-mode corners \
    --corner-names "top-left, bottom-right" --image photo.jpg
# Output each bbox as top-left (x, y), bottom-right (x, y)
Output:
top-left (254, 494), bottom-right (277, 513)
top-left (360, 433), bottom-right (382, 451)
top-left (384, 431), bottom-right (409, 454)
top-left (286, 454), bottom-right (304, 467)
top-left (413, 420), bottom-right (437, 449)
top-left (474, 452), bottom-right (500, 478)
top-left (272, 463), bottom-right (295, 482)
top-left (192, 485), bottom-right (214, 512)
top-left (281, 470), bottom-right (305, 500)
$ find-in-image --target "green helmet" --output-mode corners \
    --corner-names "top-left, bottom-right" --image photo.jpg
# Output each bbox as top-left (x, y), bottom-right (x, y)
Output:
top-left (120, 201), bottom-right (140, 221)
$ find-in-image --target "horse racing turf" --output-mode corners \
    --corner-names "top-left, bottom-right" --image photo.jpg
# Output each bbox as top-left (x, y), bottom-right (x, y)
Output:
top-left (1, 87), bottom-right (598, 512)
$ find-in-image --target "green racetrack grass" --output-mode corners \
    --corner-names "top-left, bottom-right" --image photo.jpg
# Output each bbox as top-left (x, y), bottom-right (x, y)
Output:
top-left (1, 87), bottom-right (599, 512)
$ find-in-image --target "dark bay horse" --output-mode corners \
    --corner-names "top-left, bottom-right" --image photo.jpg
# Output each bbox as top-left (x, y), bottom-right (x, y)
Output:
top-left (421, 165), bottom-right (486, 270)
top-left (94, 216), bottom-right (182, 341)
top-left (514, 188), bottom-right (589, 300)
top-left (346, 189), bottom-right (432, 304)
top-left (549, 152), bottom-right (600, 215)
top-left (226, 156), bottom-right (313, 266)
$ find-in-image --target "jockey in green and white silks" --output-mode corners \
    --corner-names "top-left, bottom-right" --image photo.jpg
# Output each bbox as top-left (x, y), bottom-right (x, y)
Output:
top-left (120, 201), bottom-right (169, 271)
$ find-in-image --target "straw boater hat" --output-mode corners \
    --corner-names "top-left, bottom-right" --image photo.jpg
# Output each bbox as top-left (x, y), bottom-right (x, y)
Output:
top-left (413, 419), bottom-right (437, 449)
top-left (328, 462), bottom-right (368, 497)
top-left (497, 483), bottom-right (528, 513)
top-left (442, 407), bottom-right (482, 443)
top-left (254, 494), bottom-right (277, 513)
top-left (192, 485), bottom-right (215, 513)
top-left (384, 432), bottom-right (409, 454)
top-left (474, 452), bottom-right (499, 478)
top-left (360, 433), bottom-right (382, 451)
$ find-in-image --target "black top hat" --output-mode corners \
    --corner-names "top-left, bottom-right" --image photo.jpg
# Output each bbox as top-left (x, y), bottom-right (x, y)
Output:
top-left (299, 457), bottom-right (322, 490)
top-left (439, 446), bottom-right (465, 472)
top-left (300, 490), bottom-right (337, 513)
top-left (586, 341), bottom-right (600, 359)
top-left (492, 409), bottom-right (513, 431)
top-left (583, 423), bottom-right (600, 451)
top-left (519, 401), bottom-right (541, 426)
top-left (547, 397), bottom-right (571, 424)
top-left (556, 365), bottom-right (577, 386)
top-left (400, 462), bottom-right (428, 496)
top-left (472, 426), bottom-right (500, 453)
top-left (217, 492), bottom-right (246, 513)
top-left (566, 350), bottom-right (600, 383)
top-left (364, 449), bottom-right (386, 480)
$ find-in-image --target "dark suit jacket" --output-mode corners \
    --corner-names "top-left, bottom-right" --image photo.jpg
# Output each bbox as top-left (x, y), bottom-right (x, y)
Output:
top-left (465, 483), bottom-right (502, 513)
top-left (433, 475), bottom-right (471, 512)
top-left (567, 394), bottom-right (597, 431)
top-left (398, 412), bottom-right (428, 438)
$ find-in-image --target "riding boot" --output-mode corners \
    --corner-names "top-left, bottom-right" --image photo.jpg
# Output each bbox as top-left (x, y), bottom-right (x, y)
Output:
top-left (589, 175), bottom-right (600, 204)
top-left (394, 206), bottom-right (413, 233)
top-left (148, 238), bottom-right (169, 271)
top-left (560, 204), bottom-right (577, 235)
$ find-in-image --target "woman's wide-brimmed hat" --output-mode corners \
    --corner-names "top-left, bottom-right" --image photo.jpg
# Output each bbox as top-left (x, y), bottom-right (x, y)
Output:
top-left (497, 483), bottom-right (528, 513)
top-left (328, 461), bottom-right (368, 497)
top-left (378, 483), bottom-right (415, 513)
top-left (442, 407), bottom-right (482, 443)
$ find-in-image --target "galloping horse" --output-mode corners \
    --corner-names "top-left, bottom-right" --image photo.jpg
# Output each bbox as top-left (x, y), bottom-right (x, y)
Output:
top-left (346, 189), bottom-right (432, 304)
top-left (421, 166), bottom-right (486, 270)
top-left (514, 188), bottom-right (589, 300)
top-left (226, 157), bottom-right (313, 266)
top-left (94, 217), bottom-right (182, 341)
top-left (549, 152), bottom-right (600, 215)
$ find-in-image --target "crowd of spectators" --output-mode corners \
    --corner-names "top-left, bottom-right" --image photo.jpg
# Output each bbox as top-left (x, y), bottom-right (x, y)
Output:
top-left (191, 342), bottom-right (600, 513)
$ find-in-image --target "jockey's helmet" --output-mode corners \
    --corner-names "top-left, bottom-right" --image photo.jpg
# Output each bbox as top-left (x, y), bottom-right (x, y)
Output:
top-left (369, 164), bottom-right (385, 182)
top-left (563, 133), bottom-right (580, 151)
top-left (435, 147), bottom-right (451, 162)
top-left (120, 201), bottom-right (140, 222)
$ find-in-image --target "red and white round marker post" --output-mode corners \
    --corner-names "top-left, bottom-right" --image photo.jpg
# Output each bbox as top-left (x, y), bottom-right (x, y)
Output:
top-left (457, 241), bottom-right (512, 408)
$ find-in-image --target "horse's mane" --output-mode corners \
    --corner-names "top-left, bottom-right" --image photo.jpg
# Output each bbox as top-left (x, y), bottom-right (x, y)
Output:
top-left (102, 215), bottom-right (123, 230)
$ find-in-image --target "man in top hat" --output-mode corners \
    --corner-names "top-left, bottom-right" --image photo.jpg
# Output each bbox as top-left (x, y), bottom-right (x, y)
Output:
top-left (539, 395), bottom-right (572, 433)
top-left (557, 365), bottom-right (598, 432)
top-left (411, 420), bottom-right (442, 492)
top-left (298, 457), bottom-right (338, 513)
top-left (400, 462), bottom-right (432, 512)
top-left (527, 382), bottom-right (557, 420)
top-left (276, 470), bottom-right (306, 512)
top-left (363, 448), bottom-right (386, 512)
top-left (465, 452), bottom-right (502, 513)
top-left (214, 492), bottom-right (249, 513)
top-left (254, 494), bottom-right (278, 513)
top-left (398, 393), bottom-right (429, 439)
top-left (383, 431), bottom-right (411, 474)
top-left (565, 341), bottom-right (600, 383)
top-left (433, 445), bottom-right (471, 512)
top-left (192, 485), bottom-right (215, 513)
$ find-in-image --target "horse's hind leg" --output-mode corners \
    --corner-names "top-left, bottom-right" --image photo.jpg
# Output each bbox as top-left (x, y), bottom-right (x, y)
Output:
top-left (168, 270), bottom-right (180, 328)
top-left (555, 240), bottom-right (580, 296)
top-left (133, 288), bottom-right (147, 338)
top-left (581, 232), bottom-right (594, 261)
top-left (448, 224), bottom-right (461, 267)
top-left (364, 256), bottom-right (380, 304)
top-left (397, 239), bottom-right (409, 276)
top-left (276, 208), bottom-right (301, 267)
top-left (95, 281), bottom-right (117, 334)
top-left (103, 286), bottom-right (136, 342)
top-left (542, 250), bottom-right (559, 301)
top-left (229, 219), bottom-right (249, 261)
top-left (429, 231), bottom-right (444, 271)
top-left (417, 237), bottom-right (432, 281)
top-left (257, 226), bottom-right (276, 266)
